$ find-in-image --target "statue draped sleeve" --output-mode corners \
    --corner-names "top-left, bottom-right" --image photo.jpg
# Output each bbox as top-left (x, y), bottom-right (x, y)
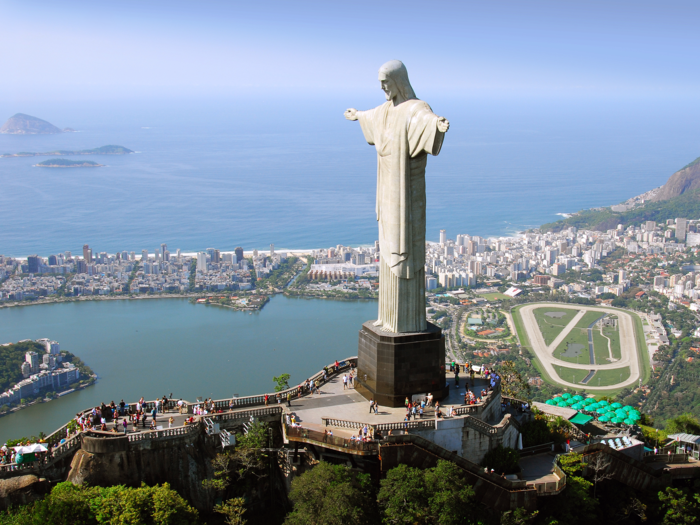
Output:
top-left (357, 100), bottom-right (445, 279)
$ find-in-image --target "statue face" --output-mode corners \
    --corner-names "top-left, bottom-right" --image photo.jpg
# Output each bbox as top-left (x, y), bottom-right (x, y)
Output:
top-left (379, 74), bottom-right (398, 101)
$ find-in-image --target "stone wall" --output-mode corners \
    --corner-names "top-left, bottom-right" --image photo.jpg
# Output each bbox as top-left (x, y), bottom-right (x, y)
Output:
top-left (412, 412), bottom-right (519, 465)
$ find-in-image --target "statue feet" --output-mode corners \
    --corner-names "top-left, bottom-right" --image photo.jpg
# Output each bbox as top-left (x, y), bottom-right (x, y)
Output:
top-left (373, 319), bottom-right (384, 327)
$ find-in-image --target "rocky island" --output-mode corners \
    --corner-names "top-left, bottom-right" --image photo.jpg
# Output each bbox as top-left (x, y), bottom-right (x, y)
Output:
top-left (2, 145), bottom-right (134, 158)
top-left (0, 113), bottom-right (72, 135)
top-left (35, 159), bottom-right (104, 168)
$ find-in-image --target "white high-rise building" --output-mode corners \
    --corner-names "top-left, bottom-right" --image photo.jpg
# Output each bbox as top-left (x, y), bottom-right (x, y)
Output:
top-left (197, 252), bottom-right (208, 272)
top-left (676, 218), bottom-right (688, 241)
top-left (141, 250), bottom-right (148, 261)
top-left (439, 230), bottom-right (446, 245)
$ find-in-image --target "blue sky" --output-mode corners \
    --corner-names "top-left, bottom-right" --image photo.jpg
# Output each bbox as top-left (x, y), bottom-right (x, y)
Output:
top-left (2, 0), bottom-right (700, 102)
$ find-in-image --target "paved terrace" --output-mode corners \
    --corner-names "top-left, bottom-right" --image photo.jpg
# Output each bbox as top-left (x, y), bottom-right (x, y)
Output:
top-left (287, 371), bottom-right (499, 433)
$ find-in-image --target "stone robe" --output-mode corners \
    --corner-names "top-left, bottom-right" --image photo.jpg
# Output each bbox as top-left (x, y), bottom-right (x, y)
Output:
top-left (358, 99), bottom-right (444, 333)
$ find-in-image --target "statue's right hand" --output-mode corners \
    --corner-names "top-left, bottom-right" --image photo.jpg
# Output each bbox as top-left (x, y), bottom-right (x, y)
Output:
top-left (344, 108), bottom-right (358, 121)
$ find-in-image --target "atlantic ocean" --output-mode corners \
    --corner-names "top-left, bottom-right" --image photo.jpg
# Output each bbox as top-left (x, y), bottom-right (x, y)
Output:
top-left (1, 94), bottom-right (699, 257)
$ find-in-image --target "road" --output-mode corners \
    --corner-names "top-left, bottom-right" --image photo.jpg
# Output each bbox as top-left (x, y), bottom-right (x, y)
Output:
top-left (517, 303), bottom-right (641, 390)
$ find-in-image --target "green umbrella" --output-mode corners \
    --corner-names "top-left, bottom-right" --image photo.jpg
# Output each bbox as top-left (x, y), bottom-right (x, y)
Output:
top-left (612, 417), bottom-right (625, 424)
top-left (623, 418), bottom-right (635, 425)
top-left (628, 412), bottom-right (641, 421)
top-left (622, 405), bottom-right (633, 412)
top-left (598, 400), bottom-right (609, 406)
top-left (615, 409), bottom-right (627, 417)
top-left (596, 407), bottom-right (609, 414)
top-left (546, 399), bottom-right (556, 405)
top-left (610, 402), bottom-right (622, 409)
top-left (552, 396), bottom-right (563, 403)
top-left (566, 399), bottom-right (577, 406)
top-left (588, 402), bottom-right (600, 410)
top-left (583, 398), bottom-right (595, 405)
top-left (573, 395), bottom-right (584, 401)
top-left (562, 393), bottom-right (572, 400)
top-left (571, 403), bottom-right (583, 410)
top-left (557, 402), bottom-right (569, 407)
top-left (606, 409), bottom-right (617, 417)
top-left (599, 415), bottom-right (611, 423)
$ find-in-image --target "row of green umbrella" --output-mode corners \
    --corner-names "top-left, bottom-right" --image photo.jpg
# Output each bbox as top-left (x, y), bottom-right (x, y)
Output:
top-left (546, 395), bottom-right (641, 425)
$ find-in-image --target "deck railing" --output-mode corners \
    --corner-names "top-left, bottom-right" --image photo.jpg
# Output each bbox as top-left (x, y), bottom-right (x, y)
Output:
top-left (285, 424), bottom-right (378, 454)
top-left (185, 357), bottom-right (357, 413)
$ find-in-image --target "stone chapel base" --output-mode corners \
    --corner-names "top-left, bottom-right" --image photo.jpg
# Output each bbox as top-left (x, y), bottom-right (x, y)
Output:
top-left (356, 321), bottom-right (447, 408)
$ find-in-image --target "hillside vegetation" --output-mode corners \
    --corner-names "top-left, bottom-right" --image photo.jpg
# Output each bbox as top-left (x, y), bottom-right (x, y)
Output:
top-left (541, 188), bottom-right (700, 233)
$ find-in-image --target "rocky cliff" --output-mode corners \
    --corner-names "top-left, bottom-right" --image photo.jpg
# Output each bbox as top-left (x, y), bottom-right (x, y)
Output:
top-left (651, 157), bottom-right (700, 201)
top-left (0, 114), bottom-right (63, 134)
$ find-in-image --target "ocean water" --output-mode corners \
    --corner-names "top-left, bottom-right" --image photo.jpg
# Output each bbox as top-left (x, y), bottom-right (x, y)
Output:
top-left (0, 95), bottom-right (699, 257)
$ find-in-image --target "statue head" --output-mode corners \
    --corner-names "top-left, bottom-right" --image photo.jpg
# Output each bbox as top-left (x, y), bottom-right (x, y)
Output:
top-left (378, 60), bottom-right (416, 103)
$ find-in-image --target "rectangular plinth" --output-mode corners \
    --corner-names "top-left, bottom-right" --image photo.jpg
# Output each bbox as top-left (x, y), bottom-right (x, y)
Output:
top-left (356, 321), bottom-right (446, 407)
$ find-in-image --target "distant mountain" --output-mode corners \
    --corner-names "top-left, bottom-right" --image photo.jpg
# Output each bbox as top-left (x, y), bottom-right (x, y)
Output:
top-left (541, 155), bottom-right (700, 232)
top-left (1, 145), bottom-right (134, 158)
top-left (0, 113), bottom-right (63, 134)
top-left (651, 157), bottom-right (700, 201)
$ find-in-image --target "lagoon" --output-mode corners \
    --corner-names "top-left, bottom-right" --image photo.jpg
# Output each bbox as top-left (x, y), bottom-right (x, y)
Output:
top-left (0, 296), bottom-right (376, 443)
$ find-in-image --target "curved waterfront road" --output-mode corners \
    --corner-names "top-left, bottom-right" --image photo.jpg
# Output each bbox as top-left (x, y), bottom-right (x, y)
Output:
top-left (518, 303), bottom-right (641, 390)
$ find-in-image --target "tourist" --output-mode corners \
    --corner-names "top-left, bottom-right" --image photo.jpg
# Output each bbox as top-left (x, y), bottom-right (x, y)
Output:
top-left (287, 392), bottom-right (291, 407)
top-left (265, 394), bottom-right (269, 406)
top-left (419, 406), bottom-right (423, 418)
top-left (343, 374), bottom-right (348, 389)
top-left (374, 402), bottom-right (378, 415)
top-left (149, 420), bottom-right (156, 431)
top-left (152, 406), bottom-right (157, 423)
top-left (405, 397), bottom-right (409, 408)
top-left (369, 399), bottom-right (374, 413)
top-left (169, 417), bottom-right (174, 429)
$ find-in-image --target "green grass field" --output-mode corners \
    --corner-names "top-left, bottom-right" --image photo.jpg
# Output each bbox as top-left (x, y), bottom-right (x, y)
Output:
top-left (553, 365), bottom-right (590, 384)
top-left (532, 307), bottom-right (580, 346)
top-left (552, 326), bottom-right (591, 364)
top-left (479, 292), bottom-right (510, 301)
top-left (592, 329), bottom-right (611, 364)
top-left (602, 325), bottom-right (621, 360)
top-left (588, 366), bottom-right (631, 387)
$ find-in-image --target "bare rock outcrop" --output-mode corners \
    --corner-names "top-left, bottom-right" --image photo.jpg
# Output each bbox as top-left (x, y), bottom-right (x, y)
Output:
top-left (0, 474), bottom-right (50, 510)
top-left (652, 157), bottom-right (700, 201)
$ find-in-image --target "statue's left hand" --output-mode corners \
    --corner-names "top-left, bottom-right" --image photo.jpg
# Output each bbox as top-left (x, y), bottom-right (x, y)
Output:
top-left (437, 117), bottom-right (450, 133)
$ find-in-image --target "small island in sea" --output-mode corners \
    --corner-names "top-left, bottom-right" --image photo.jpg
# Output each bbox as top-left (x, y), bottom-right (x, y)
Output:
top-left (35, 158), bottom-right (104, 168)
top-left (0, 113), bottom-right (72, 135)
top-left (2, 145), bottom-right (134, 158)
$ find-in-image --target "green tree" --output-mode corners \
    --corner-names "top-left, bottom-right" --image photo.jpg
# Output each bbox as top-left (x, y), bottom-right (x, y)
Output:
top-left (377, 461), bottom-right (475, 525)
top-left (284, 462), bottom-right (378, 525)
top-left (665, 413), bottom-right (700, 435)
top-left (0, 482), bottom-right (199, 525)
top-left (214, 497), bottom-right (247, 525)
top-left (658, 487), bottom-right (700, 525)
top-left (481, 445), bottom-right (520, 475)
top-left (273, 373), bottom-right (291, 392)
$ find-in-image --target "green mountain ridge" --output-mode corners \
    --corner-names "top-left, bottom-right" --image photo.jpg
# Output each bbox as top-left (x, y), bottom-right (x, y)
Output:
top-left (542, 155), bottom-right (700, 232)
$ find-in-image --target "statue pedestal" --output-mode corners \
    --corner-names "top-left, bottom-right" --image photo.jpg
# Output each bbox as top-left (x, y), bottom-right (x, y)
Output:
top-left (356, 321), bottom-right (447, 408)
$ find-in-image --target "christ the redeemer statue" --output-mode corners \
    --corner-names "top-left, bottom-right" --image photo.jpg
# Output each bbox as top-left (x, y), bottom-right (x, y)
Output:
top-left (345, 60), bottom-right (449, 334)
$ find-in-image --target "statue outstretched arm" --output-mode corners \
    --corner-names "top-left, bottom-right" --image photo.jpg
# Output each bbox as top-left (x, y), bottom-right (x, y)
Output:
top-left (437, 117), bottom-right (449, 133)
top-left (344, 108), bottom-right (358, 121)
